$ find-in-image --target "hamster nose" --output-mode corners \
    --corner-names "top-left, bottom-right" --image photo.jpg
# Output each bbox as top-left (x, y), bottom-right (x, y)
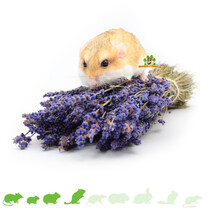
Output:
top-left (90, 80), bottom-right (97, 88)
top-left (90, 77), bottom-right (98, 88)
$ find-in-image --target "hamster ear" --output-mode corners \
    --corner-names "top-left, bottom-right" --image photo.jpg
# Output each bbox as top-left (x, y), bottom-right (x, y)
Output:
top-left (80, 41), bottom-right (89, 55)
top-left (113, 43), bottom-right (127, 59)
top-left (80, 46), bottom-right (84, 53)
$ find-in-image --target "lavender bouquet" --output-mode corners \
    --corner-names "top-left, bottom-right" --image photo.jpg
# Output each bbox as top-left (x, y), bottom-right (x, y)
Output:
top-left (13, 64), bottom-right (194, 151)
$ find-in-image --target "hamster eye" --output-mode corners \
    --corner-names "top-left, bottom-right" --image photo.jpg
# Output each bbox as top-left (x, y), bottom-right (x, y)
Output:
top-left (83, 61), bottom-right (87, 68)
top-left (101, 59), bottom-right (109, 67)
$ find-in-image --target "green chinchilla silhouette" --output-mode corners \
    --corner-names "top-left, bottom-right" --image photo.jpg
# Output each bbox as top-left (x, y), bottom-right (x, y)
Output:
top-left (3, 193), bottom-right (23, 206)
top-left (64, 189), bottom-right (86, 204)
top-left (43, 192), bottom-right (61, 204)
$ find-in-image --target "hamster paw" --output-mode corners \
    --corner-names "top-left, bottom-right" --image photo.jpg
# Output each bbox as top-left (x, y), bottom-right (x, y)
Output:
top-left (140, 74), bottom-right (148, 82)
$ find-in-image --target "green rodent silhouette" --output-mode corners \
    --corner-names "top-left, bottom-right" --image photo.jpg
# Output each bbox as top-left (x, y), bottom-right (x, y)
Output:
top-left (158, 191), bottom-right (178, 204)
top-left (64, 189), bottom-right (86, 204)
top-left (183, 196), bottom-right (202, 208)
top-left (3, 193), bottom-right (23, 206)
top-left (108, 193), bottom-right (129, 204)
top-left (27, 196), bottom-right (40, 204)
top-left (86, 194), bottom-right (106, 205)
top-left (133, 188), bottom-right (152, 204)
top-left (43, 192), bottom-right (61, 204)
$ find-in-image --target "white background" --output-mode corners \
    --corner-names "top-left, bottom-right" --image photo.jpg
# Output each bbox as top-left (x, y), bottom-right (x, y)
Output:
top-left (0, 0), bottom-right (210, 209)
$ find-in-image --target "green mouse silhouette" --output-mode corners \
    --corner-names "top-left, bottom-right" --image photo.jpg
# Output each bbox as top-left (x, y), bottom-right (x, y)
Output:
top-left (183, 195), bottom-right (202, 208)
top-left (86, 194), bottom-right (106, 205)
top-left (64, 189), bottom-right (86, 204)
top-left (3, 193), bottom-right (23, 206)
top-left (158, 191), bottom-right (178, 204)
top-left (133, 188), bottom-right (152, 204)
top-left (43, 192), bottom-right (61, 204)
top-left (108, 193), bottom-right (129, 204)
top-left (27, 196), bottom-right (40, 204)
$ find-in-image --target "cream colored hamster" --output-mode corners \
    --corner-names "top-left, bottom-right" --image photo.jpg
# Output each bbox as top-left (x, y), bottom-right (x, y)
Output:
top-left (79, 28), bottom-right (148, 88)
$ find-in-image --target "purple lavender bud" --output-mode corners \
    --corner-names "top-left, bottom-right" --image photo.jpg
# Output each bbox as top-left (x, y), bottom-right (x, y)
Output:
top-left (13, 71), bottom-right (178, 151)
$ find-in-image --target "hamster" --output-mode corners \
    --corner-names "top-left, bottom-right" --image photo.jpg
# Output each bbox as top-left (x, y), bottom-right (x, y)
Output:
top-left (79, 28), bottom-right (148, 88)
top-left (43, 192), bottom-right (61, 204)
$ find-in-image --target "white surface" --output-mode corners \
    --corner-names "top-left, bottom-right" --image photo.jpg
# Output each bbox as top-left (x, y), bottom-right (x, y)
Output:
top-left (0, 0), bottom-right (209, 209)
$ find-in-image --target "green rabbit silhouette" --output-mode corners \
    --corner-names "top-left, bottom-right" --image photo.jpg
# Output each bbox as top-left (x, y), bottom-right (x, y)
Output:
top-left (133, 188), bottom-right (152, 204)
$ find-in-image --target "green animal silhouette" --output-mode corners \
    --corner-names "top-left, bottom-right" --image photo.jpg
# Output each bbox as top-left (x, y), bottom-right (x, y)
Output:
top-left (3, 193), bottom-right (23, 206)
top-left (27, 196), bottom-right (40, 204)
top-left (64, 189), bottom-right (86, 204)
top-left (86, 194), bottom-right (106, 205)
top-left (108, 193), bottom-right (129, 204)
top-left (133, 188), bottom-right (152, 204)
top-left (158, 191), bottom-right (178, 204)
top-left (183, 196), bottom-right (202, 208)
top-left (43, 192), bottom-right (61, 204)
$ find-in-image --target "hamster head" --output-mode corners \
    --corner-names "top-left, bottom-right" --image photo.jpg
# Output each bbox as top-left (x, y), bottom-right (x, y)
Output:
top-left (79, 39), bottom-right (127, 88)
top-left (54, 192), bottom-right (60, 198)
top-left (15, 193), bottom-right (23, 199)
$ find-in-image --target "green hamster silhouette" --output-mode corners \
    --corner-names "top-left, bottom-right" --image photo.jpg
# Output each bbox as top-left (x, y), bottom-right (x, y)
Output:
top-left (3, 193), bottom-right (23, 206)
top-left (133, 188), bottom-right (152, 204)
top-left (27, 196), bottom-right (40, 204)
top-left (108, 193), bottom-right (129, 204)
top-left (43, 192), bottom-right (61, 204)
top-left (183, 196), bottom-right (202, 208)
top-left (64, 189), bottom-right (86, 204)
top-left (158, 191), bottom-right (178, 204)
top-left (86, 194), bottom-right (106, 205)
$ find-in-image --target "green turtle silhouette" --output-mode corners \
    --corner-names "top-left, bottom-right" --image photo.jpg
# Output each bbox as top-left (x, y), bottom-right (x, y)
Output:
top-left (133, 188), bottom-right (152, 204)
top-left (86, 194), bottom-right (106, 205)
top-left (43, 192), bottom-right (61, 204)
top-left (183, 195), bottom-right (202, 208)
top-left (64, 189), bottom-right (86, 204)
top-left (3, 193), bottom-right (23, 206)
top-left (158, 191), bottom-right (178, 204)
top-left (27, 196), bottom-right (40, 204)
top-left (108, 193), bottom-right (129, 204)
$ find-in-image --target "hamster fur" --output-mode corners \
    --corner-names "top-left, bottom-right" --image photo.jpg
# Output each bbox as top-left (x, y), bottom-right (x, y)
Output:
top-left (79, 28), bottom-right (148, 88)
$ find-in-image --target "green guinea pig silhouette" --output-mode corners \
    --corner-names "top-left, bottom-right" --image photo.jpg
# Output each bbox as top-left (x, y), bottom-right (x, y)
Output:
top-left (43, 192), bottom-right (61, 204)
top-left (64, 189), bottom-right (86, 204)
top-left (27, 196), bottom-right (40, 204)
top-left (108, 193), bottom-right (129, 204)
top-left (3, 193), bottom-right (23, 206)
top-left (133, 188), bottom-right (152, 204)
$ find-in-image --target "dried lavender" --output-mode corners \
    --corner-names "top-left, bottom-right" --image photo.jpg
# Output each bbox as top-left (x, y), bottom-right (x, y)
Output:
top-left (13, 64), bottom-right (194, 151)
